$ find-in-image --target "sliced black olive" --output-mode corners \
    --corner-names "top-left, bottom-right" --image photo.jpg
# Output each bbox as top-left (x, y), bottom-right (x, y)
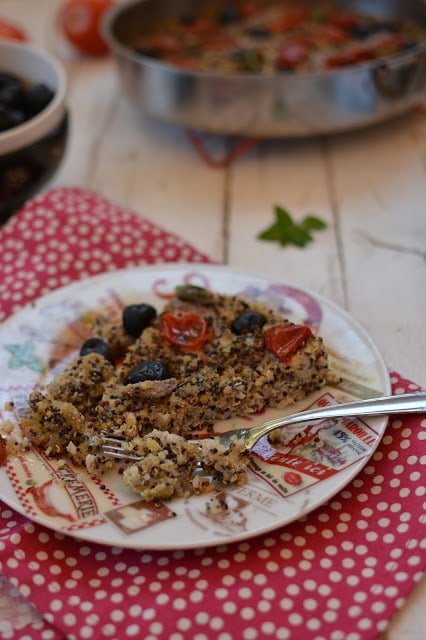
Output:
top-left (220, 7), bottom-right (241, 24)
top-left (245, 27), bottom-right (271, 39)
top-left (349, 21), bottom-right (397, 39)
top-left (400, 41), bottom-right (418, 53)
top-left (122, 303), bottom-right (157, 337)
top-left (124, 360), bottom-right (171, 384)
top-left (231, 311), bottom-right (267, 335)
top-left (175, 284), bottom-right (214, 305)
top-left (80, 338), bottom-right (114, 364)
top-left (180, 13), bottom-right (197, 25)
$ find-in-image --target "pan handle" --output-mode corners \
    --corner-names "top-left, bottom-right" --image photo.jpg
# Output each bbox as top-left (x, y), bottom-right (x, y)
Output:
top-left (374, 51), bottom-right (422, 98)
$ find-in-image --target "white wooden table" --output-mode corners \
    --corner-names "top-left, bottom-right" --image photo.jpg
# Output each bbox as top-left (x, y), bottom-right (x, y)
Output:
top-left (1, 1), bottom-right (425, 638)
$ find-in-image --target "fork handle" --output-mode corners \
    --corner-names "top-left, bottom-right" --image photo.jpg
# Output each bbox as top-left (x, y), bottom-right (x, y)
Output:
top-left (253, 391), bottom-right (426, 441)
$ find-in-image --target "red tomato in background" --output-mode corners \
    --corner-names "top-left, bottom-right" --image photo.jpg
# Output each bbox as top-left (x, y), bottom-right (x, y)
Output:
top-left (59, 0), bottom-right (113, 56)
top-left (0, 17), bottom-right (28, 41)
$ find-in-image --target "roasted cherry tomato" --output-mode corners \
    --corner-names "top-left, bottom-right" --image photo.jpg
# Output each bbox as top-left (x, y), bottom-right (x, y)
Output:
top-left (268, 6), bottom-right (309, 34)
top-left (311, 23), bottom-right (348, 45)
top-left (264, 324), bottom-right (313, 362)
top-left (181, 17), bottom-right (214, 36)
top-left (204, 34), bottom-right (235, 52)
top-left (325, 47), bottom-right (375, 68)
top-left (160, 310), bottom-right (209, 351)
top-left (328, 11), bottom-right (358, 29)
top-left (0, 17), bottom-right (28, 41)
top-left (58, 0), bottom-right (113, 56)
top-left (239, 2), bottom-right (258, 18)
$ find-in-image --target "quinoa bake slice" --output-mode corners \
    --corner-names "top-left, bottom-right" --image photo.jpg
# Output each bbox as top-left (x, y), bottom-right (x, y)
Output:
top-left (95, 287), bottom-right (329, 439)
top-left (19, 284), bottom-right (331, 495)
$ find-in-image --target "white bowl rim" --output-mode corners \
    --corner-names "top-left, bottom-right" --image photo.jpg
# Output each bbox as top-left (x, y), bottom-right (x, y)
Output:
top-left (0, 40), bottom-right (68, 155)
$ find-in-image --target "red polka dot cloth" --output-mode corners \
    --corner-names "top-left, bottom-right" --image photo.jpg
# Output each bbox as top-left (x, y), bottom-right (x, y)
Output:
top-left (0, 188), bottom-right (425, 640)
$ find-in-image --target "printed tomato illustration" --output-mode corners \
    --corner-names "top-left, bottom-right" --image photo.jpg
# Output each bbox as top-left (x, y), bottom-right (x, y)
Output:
top-left (284, 471), bottom-right (303, 486)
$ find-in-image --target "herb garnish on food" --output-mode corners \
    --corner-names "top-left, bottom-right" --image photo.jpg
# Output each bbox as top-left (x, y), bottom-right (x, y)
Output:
top-left (257, 205), bottom-right (327, 248)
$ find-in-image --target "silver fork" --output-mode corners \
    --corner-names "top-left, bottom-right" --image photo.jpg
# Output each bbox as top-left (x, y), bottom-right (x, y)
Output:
top-left (100, 391), bottom-right (426, 461)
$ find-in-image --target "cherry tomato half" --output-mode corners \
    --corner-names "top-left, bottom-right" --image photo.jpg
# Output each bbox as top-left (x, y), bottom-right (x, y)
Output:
top-left (59, 0), bottom-right (113, 56)
top-left (264, 324), bottom-right (313, 362)
top-left (160, 311), bottom-right (209, 351)
top-left (0, 17), bottom-right (28, 42)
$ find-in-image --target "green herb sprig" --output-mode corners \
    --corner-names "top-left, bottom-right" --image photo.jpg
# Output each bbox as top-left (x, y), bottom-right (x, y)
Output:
top-left (257, 205), bottom-right (327, 248)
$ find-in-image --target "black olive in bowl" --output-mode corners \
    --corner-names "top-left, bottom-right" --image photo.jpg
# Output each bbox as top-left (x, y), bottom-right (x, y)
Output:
top-left (0, 40), bottom-right (69, 225)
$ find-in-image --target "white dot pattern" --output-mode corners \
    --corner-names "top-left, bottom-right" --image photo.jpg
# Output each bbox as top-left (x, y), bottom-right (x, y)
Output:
top-left (0, 189), bottom-right (425, 639)
top-left (0, 187), bottom-right (211, 322)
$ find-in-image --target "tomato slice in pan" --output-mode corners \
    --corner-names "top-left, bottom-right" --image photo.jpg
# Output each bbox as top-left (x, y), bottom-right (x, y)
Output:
top-left (264, 324), bottom-right (313, 362)
top-left (160, 311), bottom-right (209, 351)
top-left (268, 6), bottom-right (309, 33)
top-left (277, 38), bottom-right (310, 68)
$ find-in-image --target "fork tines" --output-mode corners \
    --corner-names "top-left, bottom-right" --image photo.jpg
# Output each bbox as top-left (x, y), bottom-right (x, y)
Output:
top-left (101, 435), bottom-right (142, 461)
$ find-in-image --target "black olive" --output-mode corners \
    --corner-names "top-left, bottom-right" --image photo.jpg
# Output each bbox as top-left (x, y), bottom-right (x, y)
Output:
top-left (122, 303), bottom-right (157, 337)
top-left (0, 73), bottom-right (55, 133)
top-left (0, 72), bottom-right (25, 92)
top-left (0, 72), bottom-right (21, 87)
top-left (23, 83), bottom-right (54, 118)
top-left (124, 360), bottom-right (171, 384)
top-left (0, 81), bottom-right (25, 110)
top-left (80, 338), bottom-right (115, 364)
top-left (0, 106), bottom-right (26, 132)
top-left (231, 310), bottom-right (266, 335)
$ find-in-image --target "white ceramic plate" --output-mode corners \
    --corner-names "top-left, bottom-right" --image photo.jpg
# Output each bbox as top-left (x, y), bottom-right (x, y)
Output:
top-left (0, 264), bottom-right (390, 549)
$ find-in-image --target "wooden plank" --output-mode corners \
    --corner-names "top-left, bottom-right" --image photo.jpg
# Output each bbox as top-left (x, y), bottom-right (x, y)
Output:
top-left (228, 137), bottom-right (344, 302)
top-left (327, 114), bottom-right (426, 382)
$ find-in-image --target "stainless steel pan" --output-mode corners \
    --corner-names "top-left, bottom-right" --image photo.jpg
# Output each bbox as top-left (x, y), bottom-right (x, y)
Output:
top-left (102, 0), bottom-right (426, 137)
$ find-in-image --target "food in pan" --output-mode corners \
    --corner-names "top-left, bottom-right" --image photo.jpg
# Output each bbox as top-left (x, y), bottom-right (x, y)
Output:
top-left (127, 1), bottom-right (425, 74)
top-left (2, 284), bottom-right (331, 500)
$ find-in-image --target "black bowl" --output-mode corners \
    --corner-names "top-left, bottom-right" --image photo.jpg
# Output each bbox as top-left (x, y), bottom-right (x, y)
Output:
top-left (0, 40), bottom-right (68, 225)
